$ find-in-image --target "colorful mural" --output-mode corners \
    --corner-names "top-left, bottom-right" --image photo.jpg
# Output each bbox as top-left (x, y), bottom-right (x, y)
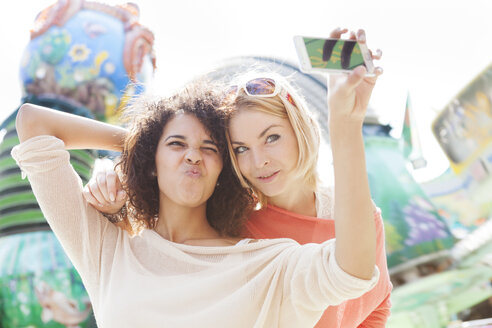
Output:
top-left (388, 265), bottom-right (492, 328)
top-left (0, 231), bottom-right (92, 327)
top-left (423, 63), bottom-right (492, 236)
top-left (432, 63), bottom-right (492, 175)
top-left (0, 1), bottom-right (155, 326)
top-left (18, 0), bottom-right (155, 124)
top-left (387, 62), bottom-right (492, 327)
top-left (364, 133), bottom-right (455, 272)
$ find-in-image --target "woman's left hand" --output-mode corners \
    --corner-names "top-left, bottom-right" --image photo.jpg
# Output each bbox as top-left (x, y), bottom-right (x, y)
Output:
top-left (327, 28), bottom-right (383, 132)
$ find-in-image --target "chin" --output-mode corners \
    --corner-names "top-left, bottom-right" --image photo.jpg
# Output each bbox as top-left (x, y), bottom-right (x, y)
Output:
top-left (180, 190), bottom-right (214, 207)
top-left (179, 196), bottom-right (206, 208)
top-left (256, 185), bottom-right (283, 198)
top-left (182, 200), bottom-right (205, 208)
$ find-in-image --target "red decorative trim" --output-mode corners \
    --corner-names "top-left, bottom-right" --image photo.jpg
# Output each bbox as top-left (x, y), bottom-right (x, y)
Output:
top-left (123, 25), bottom-right (156, 81)
top-left (30, 0), bottom-right (83, 40)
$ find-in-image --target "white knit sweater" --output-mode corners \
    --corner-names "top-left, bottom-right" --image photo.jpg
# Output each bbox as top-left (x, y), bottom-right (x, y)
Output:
top-left (12, 135), bottom-right (379, 328)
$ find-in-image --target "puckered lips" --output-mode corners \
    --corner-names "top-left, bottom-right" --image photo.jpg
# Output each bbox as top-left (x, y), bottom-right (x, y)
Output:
top-left (184, 167), bottom-right (202, 178)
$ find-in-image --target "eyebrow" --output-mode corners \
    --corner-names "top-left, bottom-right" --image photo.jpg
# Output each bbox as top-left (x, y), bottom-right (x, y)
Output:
top-left (165, 135), bottom-right (217, 146)
top-left (165, 135), bottom-right (185, 142)
top-left (231, 124), bottom-right (282, 145)
top-left (259, 124), bottom-right (281, 138)
top-left (203, 140), bottom-right (218, 147)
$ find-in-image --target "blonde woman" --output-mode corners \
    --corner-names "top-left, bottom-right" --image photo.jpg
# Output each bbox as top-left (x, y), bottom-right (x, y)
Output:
top-left (223, 29), bottom-right (392, 327)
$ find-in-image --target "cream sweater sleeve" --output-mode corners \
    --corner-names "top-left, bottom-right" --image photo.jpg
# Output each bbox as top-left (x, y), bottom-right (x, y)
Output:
top-left (11, 135), bottom-right (119, 292)
top-left (280, 240), bottom-right (379, 324)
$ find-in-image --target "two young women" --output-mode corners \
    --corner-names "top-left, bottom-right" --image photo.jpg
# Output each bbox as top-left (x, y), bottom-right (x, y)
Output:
top-left (88, 28), bottom-right (392, 327)
top-left (13, 29), bottom-right (388, 327)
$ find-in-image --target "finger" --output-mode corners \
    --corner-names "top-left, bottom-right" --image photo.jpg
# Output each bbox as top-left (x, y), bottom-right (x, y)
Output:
top-left (356, 29), bottom-right (366, 43)
top-left (89, 179), bottom-right (109, 204)
top-left (373, 66), bottom-right (384, 76)
top-left (370, 48), bottom-right (383, 60)
top-left (375, 49), bottom-right (382, 58)
top-left (106, 171), bottom-right (118, 202)
top-left (83, 186), bottom-right (103, 208)
top-left (344, 65), bottom-right (366, 91)
top-left (329, 27), bottom-right (349, 39)
top-left (96, 172), bottom-right (110, 203)
top-left (349, 31), bottom-right (357, 41)
top-left (364, 66), bottom-right (383, 79)
top-left (116, 190), bottom-right (127, 202)
top-left (361, 66), bottom-right (383, 84)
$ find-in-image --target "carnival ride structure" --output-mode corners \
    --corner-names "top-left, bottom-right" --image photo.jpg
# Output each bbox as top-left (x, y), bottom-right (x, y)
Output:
top-left (0, 1), bottom-right (155, 326)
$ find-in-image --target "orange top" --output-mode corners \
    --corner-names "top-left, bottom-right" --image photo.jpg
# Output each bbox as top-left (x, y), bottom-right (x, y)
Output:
top-left (245, 203), bottom-right (392, 328)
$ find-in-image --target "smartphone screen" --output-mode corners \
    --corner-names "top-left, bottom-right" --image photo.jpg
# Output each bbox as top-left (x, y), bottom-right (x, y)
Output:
top-left (301, 37), bottom-right (366, 70)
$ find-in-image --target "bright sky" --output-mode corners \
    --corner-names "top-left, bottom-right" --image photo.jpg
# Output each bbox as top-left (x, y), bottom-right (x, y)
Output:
top-left (1, 0), bottom-right (491, 182)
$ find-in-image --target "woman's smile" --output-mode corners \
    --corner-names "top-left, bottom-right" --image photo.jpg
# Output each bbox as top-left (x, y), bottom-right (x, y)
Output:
top-left (256, 170), bottom-right (280, 183)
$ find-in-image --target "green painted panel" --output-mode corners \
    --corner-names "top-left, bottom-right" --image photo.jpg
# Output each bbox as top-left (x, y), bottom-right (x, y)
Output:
top-left (365, 136), bottom-right (455, 269)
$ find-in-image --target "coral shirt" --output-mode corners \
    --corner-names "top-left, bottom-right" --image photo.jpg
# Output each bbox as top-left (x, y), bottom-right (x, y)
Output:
top-left (244, 193), bottom-right (392, 328)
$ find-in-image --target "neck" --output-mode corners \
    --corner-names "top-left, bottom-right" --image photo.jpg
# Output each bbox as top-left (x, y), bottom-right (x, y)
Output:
top-left (267, 181), bottom-right (317, 217)
top-left (154, 197), bottom-right (220, 244)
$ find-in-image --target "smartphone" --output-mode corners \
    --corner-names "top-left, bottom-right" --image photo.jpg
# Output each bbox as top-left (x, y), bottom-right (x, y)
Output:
top-left (294, 35), bottom-right (375, 76)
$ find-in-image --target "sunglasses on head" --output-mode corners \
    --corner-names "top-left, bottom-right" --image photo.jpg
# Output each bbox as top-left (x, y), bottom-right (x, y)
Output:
top-left (226, 77), bottom-right (296, 106)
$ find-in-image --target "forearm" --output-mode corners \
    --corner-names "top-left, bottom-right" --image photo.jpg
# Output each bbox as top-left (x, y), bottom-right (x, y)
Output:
top-left (16, 103), bottom-right (126, 151)
top-left (330, 125), bottom-right (376, 280)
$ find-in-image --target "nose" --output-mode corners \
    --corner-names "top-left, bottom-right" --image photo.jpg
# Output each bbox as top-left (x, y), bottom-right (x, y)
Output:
top-left (185, 148), bottom-right (202, 165)
top-left (251, 149), bottom-right (269, 169)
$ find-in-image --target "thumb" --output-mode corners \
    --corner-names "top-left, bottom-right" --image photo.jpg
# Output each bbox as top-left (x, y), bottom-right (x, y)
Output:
top-left (344, 65), bottom-right (366, 92)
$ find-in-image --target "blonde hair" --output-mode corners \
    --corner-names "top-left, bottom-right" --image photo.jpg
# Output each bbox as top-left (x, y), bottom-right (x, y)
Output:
top-left (224, 73), bottom-right (321, 207)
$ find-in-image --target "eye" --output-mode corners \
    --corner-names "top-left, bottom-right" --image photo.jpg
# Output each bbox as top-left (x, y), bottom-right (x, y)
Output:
top-left (167, 141), bottom-right (185, 147)
top-left (234, 146), bottom-right (248, 154)
top-left (266, 134), bottom-right (280, 143)
top-left (202, 146), bottom-right (219, 153)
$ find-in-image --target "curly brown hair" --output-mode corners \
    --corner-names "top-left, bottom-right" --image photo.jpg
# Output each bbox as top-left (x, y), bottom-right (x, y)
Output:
top-left (118, 81), bottom-right (255, 237)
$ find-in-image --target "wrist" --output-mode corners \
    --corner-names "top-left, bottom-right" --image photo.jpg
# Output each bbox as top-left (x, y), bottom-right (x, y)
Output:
top-left (329, 113), bottom-right (364, 132)
top-left (329, 124), bottom-right (364, 146)
top-left (102, 205), bottom-right (127, 223)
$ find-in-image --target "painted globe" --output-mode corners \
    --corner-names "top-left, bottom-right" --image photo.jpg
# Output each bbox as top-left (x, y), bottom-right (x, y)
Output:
top-left (19, 0), bottom-right (155, 122)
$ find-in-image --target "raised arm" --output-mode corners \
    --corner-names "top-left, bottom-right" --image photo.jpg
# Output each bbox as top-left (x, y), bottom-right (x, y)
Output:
top-left (16, 103), bottom-right (127, 150)
top-left (328, 28), bottom-right (382, 280)
top-left (12, 103), bottom-right (129, 294)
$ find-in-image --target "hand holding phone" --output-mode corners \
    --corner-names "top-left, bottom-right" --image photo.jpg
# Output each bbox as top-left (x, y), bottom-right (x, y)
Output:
top-left (294, 35), bottom-right (375, 76)
top-left (301, 29), bottom-right (383, 130)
